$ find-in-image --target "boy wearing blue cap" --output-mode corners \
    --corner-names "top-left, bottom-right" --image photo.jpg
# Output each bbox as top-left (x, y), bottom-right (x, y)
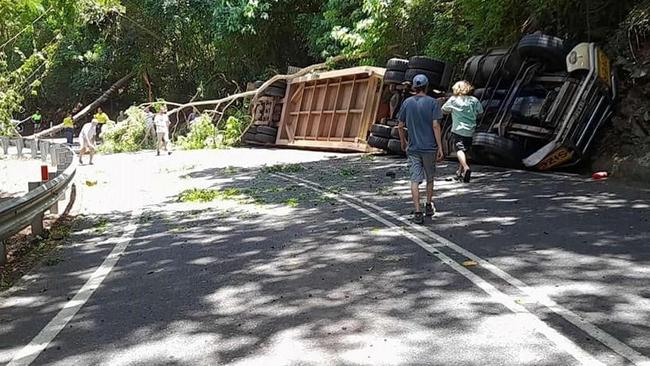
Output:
top-left (397, 74), bottom-right (444, 224)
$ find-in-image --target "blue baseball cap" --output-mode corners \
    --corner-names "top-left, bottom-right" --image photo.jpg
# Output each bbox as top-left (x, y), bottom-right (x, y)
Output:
top-left (413, 74), bottom-right (429, 87)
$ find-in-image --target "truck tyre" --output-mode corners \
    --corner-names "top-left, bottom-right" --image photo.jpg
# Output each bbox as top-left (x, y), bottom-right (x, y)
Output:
top-left (262, 86), bottom-right (286, 98)
top-left (473, 88), bottom-right (508, 100)
top-left (386, 58), bottom-right (409, 72)
top-left (472, 132), bottom-right (525, 168)
top-left (368, 135), bottom-right (389, 150)
top-left (408, 56), bottom-right (446, 74)
top-left (371, 124), bottom-right (392, 138)
top-left (387, 139), bottom-right (404, 155)
top-left (464, 55), bottom-right (482, 84)
top-left (390, 126), bottom-right (407, 139)
top-left (254, 133), bottom-right (276, 144)
top-left (384, 70), bottom-right (406, 84)
top-left (517, 34), bottom-right (566, 71)
top-left (243, 132), bottom-right (257, 143)
top-left (405, 69), bottom-right (443, 89)
top-left (257, 126), bottom-right (278, 137)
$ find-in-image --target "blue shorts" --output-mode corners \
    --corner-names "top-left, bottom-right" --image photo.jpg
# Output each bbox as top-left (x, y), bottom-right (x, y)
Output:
top-left (407, 151), bottom-right (436, 183)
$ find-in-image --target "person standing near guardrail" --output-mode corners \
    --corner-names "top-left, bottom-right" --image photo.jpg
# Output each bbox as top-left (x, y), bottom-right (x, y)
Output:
top-left (63, 113), bottom-right (75, 146)
top-left (154, 107), bottom-right (172, 156)
top-left (441, 81), bottom-right (483, 183)
top-left (78, 119), bottom-right (98, 165)
top-left (31, 111), bottom-right (42, 132)
top-left (398, 74), bottom-right (444, 224)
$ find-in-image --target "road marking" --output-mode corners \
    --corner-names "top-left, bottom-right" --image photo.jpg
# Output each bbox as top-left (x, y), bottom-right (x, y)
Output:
top-left (274, 173), bottom-right (603, 366)
top-left (277, 172), bottom-right (650, 366)
top-left (8, 209), bottom-right (143, 366)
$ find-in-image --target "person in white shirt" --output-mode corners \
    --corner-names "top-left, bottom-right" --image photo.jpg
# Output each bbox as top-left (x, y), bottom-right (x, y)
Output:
top-left (154, 107), bottom-right (172, 156)
top-left (79, 119), bottom-right (98, 165)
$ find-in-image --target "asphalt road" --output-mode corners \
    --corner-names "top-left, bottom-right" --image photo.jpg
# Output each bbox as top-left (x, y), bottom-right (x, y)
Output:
top-left (1, 148), bottom-right (649, 365)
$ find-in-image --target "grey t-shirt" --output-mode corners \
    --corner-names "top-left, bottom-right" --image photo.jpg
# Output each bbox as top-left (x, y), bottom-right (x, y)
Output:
top-left (397, 95), bottom-right (443, 153)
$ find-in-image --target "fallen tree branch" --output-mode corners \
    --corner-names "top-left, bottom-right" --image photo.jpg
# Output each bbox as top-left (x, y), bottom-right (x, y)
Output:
top-left (32, 72), bottom-right (135, 138)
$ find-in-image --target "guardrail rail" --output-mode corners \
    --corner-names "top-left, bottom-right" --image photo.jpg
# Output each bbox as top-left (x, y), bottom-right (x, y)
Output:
top-left (0, 137), bottom-right (76, 264)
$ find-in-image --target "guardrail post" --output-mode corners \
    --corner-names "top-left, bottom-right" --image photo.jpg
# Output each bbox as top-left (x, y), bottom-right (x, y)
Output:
top-left (15, 138), bottom-right (24, 158)
top-left (30, 139), bottom-right (38, 159)
top-left (28, 182), bottom-right (44, 237)
top-left (40, 141), bottom-right (50, 162)
top-left (50, 145), bottom-right (59, 167)
top-left (0, 137), bottom-right (8, 155)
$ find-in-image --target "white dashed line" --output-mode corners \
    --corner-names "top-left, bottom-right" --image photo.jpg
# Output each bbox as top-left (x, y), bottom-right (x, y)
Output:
top-left (274, 173), bottom-right (605, 366)
top-left (8, 209), bottom-right (143, 366)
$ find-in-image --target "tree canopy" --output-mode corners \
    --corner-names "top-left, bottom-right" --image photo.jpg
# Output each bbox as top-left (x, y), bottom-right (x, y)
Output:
top-left (0, 0), bottom-right (646, 135)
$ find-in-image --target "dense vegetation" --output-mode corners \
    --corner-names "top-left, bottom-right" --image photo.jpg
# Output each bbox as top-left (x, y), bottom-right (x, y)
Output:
top-left (1, 0), bottom-right (648, 137)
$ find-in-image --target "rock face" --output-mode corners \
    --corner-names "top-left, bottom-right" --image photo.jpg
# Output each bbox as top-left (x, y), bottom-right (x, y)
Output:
top-left (591, 63), bottom-right (650, 186)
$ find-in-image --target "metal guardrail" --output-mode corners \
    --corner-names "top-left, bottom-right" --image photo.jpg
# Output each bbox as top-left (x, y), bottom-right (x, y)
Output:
top-left (0, 137), bottom-right (76, 264)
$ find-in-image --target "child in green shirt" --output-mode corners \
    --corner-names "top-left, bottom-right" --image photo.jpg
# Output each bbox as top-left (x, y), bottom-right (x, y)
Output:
top-left (442, 81), bottom-right (483, 183)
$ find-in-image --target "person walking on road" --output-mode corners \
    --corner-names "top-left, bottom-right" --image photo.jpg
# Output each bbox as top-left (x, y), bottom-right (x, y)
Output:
top-left (79, 119), bottom-right (98, 165)
top-left (397, 74), bottom-right (444, 224)
top-left (441, 81), bottom-right (483, 183)
top-left (154, 107), bottom-right (172, 156)
top-left (63, 113), bottom-right (75, 146)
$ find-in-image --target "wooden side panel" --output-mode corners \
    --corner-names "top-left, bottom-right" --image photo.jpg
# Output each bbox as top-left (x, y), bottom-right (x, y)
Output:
top-left (276, 71), bottom-right (384, 152)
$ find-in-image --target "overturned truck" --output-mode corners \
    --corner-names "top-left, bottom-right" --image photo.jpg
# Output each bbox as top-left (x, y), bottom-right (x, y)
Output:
top-left (244, 33), bottom-right (616, 171)
top-left (457, 34), bottom-right (617, 171)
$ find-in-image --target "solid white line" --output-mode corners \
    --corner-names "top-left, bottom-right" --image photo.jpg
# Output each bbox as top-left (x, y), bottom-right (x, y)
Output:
top-left (278, 172), bottom-right (650, 366)
top-left (274, 173), bottom-right (604, 366)
top-left (7, 209), bottom-right (143, 366)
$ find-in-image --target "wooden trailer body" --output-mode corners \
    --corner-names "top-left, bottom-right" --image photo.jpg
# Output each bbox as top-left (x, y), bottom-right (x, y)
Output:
top-left (275, 66), bottom-right (386, 152)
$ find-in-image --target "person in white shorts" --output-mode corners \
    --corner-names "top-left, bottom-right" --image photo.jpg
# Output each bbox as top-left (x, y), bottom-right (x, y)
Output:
top-left (154, 107), bottom-right (172, 156)
top-left (79, 119), bottom-right (98, 165)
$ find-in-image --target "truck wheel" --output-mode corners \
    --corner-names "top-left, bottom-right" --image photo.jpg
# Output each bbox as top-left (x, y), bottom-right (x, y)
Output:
top-left (473, 88), bottom-right (508, 100)
top-left (386, 58), bottom-right (409, 72)
top-left (472, 132), bottom-right (525, 168)
top-left (408, 56), bottom-right (446, 74)
top-left (243, 132), bottom-right (257, 143)
top-left (517, 34), bottom-right (566, 71)
top-left (368, 135), bottom-right (389, 150)
top-left (390, 126), bottom-right (406, 139)
top-left (387, 139), bottom-right (405, 155)
top-left (405, 69), bottom-right (443, 89)
top-left (371, 124), bottom-right (392, 138)
top-left (384, 70), bottom-right (406, 84)
top-left (262, 86), bottom-right (286, 98)
top-left (257, 126), bottom-right (278, 137)
top-left (254, 133), bottom-right (276, 144)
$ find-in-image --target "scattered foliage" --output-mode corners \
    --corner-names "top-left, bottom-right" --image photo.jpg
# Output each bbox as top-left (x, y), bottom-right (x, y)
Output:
top-left (99, 106), bottom-right (153, 153)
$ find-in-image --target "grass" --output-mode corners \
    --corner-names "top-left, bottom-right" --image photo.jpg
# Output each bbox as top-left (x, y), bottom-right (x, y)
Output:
top-left (261, 163), bottom-right (304, 174)
top-left (177, 188), bottom-right (242, 203)
top-left (285, 198), bottom-right (299, 208)
top-left (94, 217), bottom-right (110, 234)
top-left (339, 167), bottom-right (357, 177)
top-left (224, 166), bottom-right (238, 175)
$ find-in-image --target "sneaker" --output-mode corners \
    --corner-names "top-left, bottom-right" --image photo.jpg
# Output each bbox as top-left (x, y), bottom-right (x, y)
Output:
top-left (413, 212), bottom-right (424, 224)
top-left (168, 151), bottom-right (172, 155)
top-left (156, 151), bottom-right (160, 156)
top-left (425, 203), bottom-right (435, 217)
top-left (463, 169), bottom-right (472, 183)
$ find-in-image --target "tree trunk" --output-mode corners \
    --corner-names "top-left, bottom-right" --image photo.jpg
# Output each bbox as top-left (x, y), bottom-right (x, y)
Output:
top-left (33, 72), bottom-right (135, 138)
